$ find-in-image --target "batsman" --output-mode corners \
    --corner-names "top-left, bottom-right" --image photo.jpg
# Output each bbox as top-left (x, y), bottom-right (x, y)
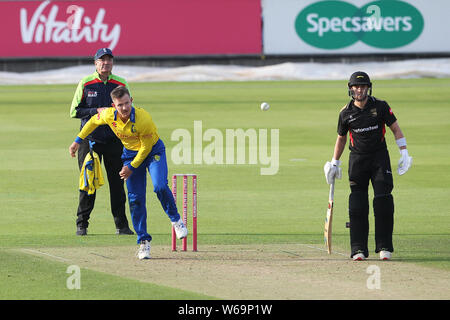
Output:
top-left (324, 71), bottom-right (412, 261)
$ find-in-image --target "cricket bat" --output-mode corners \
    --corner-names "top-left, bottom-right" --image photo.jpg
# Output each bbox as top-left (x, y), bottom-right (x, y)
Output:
top-left (324, 182), bottom-right (335, 254)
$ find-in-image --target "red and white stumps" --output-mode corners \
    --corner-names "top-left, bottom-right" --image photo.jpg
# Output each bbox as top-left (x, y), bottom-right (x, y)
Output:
top-left (171, 174), bottom-right (198, 252)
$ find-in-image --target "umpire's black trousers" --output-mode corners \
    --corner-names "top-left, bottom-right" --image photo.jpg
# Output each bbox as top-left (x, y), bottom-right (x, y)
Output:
top-left (76, 137), bottom-right (129, 230)
top-left (348, 148), bottom-right (394, 258)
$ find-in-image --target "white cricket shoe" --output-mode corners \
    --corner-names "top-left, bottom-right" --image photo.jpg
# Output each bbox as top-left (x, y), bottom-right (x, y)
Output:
top-left (172, 219), bottom-right (188, 239)
top-left (352, 253), bottom-right (366, 261)
top-left (137, 240), bottom-right (151, 260)
top-left (380, 250), bottom-right (392, 260)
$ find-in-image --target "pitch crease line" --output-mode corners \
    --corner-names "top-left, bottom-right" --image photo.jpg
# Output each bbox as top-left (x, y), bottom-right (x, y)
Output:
top-left (21, 248), bottom-right (71, 262)
top-left (300, 244), bottom-right (348, 257)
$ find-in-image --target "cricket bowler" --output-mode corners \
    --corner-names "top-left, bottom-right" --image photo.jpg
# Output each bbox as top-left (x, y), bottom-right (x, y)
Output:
top-left (324, 71), bottom-right (412, 261)
top-left (69, 86), bottom-right (188, 259)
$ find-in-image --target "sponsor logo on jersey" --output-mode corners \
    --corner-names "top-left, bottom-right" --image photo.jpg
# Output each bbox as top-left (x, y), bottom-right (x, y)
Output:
top-left (353, 124), bottom-right (379, 133)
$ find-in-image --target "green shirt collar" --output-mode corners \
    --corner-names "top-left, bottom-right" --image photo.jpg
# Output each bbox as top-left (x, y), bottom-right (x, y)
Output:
top-left (94, 71), bottom-right (113, 83)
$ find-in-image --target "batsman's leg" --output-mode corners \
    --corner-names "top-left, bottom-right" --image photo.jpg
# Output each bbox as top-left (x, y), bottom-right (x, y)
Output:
top-left (372, 150), bottom-right (395, 254)
top-left (373, 194), bottom-right (394, 253)
top-left (348, 152), bottom-right (371, 258)
top-left (372, 183), bottom-right (394, 253)
top-left (349, 187), bottom-right (370, 258)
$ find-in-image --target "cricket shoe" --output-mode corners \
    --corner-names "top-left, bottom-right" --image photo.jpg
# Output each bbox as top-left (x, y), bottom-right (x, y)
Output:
top-left (172, 219), bottom-right (188, 239)
top-left (137, 240), bottom-right (151, 260)
top-left (352, 253), bottom-right (367, 261)
top-left (76, 226), bottom-right (87, 236)
top-left (116, 227), bottom-right (134, 235)
top-left (380, 250), bottom-right (392, 261)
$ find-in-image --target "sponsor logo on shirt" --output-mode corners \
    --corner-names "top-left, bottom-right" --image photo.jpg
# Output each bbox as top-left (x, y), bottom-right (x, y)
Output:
top-left (348, 115), bottom-right (357, 123)
top-left (353, 124), bottom-right (379, 133)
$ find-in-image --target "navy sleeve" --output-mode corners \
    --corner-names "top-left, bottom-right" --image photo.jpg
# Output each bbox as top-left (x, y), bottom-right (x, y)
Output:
top-left (75, 87), bottom-right (99, 118)
top-left (76, 105), bottom-right (99, 118)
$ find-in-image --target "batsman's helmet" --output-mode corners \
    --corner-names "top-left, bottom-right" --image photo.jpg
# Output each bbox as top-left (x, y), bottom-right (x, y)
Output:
top-left (348, 71), bottom-right (372, 97)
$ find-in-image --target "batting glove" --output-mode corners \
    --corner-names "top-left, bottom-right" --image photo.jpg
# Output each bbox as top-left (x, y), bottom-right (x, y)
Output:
top-left (324, 159), bottom-right (342, 184)
top-left (398, 149), bottom-right (412, 175)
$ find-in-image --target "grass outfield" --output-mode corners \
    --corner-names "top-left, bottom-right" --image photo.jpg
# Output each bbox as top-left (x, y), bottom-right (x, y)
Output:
top-left (0, 79), bottom-right (449, 300)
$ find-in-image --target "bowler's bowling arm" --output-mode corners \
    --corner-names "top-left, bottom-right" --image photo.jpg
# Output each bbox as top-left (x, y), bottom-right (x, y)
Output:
top-left (68, 112), bottom-right (106, 157)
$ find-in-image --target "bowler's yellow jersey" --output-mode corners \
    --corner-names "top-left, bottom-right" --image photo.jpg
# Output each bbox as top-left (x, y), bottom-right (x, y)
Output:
top-left (77, 107), bottom-right (159, 169)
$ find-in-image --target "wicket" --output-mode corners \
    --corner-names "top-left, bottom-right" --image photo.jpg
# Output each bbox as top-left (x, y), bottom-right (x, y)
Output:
top-left (171, 174), bottom-right (197, 251)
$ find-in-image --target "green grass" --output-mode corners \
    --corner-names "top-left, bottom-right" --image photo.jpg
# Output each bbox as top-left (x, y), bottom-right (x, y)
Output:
top-left (0, 249), bottom-right (214, 299)
top-left (0, 79), bottom-right (449, 298)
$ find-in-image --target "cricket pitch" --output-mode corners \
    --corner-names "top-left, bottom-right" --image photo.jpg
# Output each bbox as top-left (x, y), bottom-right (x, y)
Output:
top-left (20, 244), bottom-right (450, 300)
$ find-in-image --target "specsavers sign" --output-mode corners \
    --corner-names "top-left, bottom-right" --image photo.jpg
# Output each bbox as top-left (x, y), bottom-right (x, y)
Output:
top-left (263, 0), bottom-right (447, 54)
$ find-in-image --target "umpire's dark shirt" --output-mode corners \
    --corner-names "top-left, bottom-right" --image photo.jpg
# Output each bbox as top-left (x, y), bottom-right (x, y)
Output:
top-left (70, 71), bottom-right (129, 144)
top-left (337, 96), bottom-right (397, 154)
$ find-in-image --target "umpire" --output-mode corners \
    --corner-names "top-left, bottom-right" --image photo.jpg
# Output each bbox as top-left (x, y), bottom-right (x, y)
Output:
top-left (69, 48), bottom-right (133, 236)
top-left (324, 71), bottom-right (412, 261)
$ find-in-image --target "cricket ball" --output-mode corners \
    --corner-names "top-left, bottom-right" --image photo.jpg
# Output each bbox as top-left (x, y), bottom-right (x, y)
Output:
top-left (260, 102), bottom-right (270, 111)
